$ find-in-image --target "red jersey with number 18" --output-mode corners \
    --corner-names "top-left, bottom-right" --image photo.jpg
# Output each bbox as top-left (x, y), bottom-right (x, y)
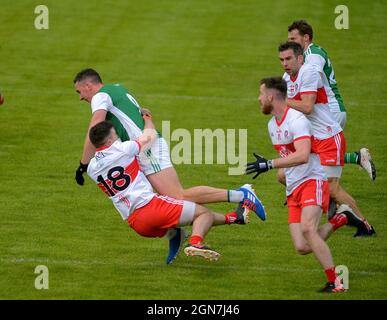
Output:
top-left (87, 140), bottom-right (155, 220)
top-left (268, 107), bottom-right (326, 195)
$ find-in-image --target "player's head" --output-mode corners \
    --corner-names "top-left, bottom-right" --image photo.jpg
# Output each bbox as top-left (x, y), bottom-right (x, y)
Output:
top-left (287, 20), bottom-right (313, 50)
top-left (258, 77), bottom-right (288, 114)
top-left (73, 68), bottom-right (103, 103)
top-left (278, 41), bottom-right (304, 76)
top-left (89, 121), bottom-right (118, 148)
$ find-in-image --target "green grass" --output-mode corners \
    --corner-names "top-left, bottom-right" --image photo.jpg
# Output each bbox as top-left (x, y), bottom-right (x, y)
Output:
top-left (0, 0), bottom-right (386, 299)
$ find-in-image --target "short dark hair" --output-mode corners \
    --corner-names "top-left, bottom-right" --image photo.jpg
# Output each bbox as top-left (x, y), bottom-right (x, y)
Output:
top-left (89, 121), bottom-right (114, 148)
top-left (288, 20), bottom-right (313, 41)
top-left (73, 68), bottom-right (102, 84)
top-left (260, 77), bottom-right (287, 100)
top-left (278, 41), bottom-right (303, 57)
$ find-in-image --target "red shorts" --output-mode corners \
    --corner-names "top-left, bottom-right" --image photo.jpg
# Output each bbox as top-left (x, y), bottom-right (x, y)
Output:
top-left (287, 179), bottom-right (329, 224)
top-left (311, 131), bottom-right (346, 166)
top-left (127, 195), bottom-right (184, 238)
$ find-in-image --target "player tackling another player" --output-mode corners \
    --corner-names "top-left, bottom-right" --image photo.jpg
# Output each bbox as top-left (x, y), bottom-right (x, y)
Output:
top-left (73, 69), bottom-right (266, 221)
top-left (87, 117), bottom-right (251, 263)
top-left (247, 77), bottom-right (346, 292)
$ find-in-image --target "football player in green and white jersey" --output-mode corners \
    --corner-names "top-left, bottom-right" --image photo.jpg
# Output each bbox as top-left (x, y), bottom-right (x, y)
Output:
top-left (286, 20), bottom-right (375, 237)
top-left (287, 20), bottom-right (376, 182)
top-left (73, 69), bottom-right (266, 220)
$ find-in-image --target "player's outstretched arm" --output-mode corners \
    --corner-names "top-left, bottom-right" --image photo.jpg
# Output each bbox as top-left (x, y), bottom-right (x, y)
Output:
top-left (76, 109), bottom-right (107, 186)
top-left (137, 113), bottom-right (157, 151)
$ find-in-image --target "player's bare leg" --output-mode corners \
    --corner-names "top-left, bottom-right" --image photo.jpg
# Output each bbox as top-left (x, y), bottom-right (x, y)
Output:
top-left (300, 206), bottom-right (335, 268)
top-left (183, 186), bottom-right (228, 204)
top-left (288, 206), bottom-right (345, 292)
top-left (289, 214), bottom-right (347, 255)
top-left (327, 172), bottom-right (375, 236)
top-left (147, 167), bottom-right (235, 203)
top-left (146, 167), bottom-right (185, 199)
top-left (183, 204), bottom-right (249, 261)
top-left (329, 178), bottom-right (364, 219)
top-left (146, 167), bottom-right (266, 219)
top-left (299, 206), bottom-right (345, 292)
top-left (190, 205), bottom-right (215, 240)
top-left (183, 205), bottom-right (218, 261)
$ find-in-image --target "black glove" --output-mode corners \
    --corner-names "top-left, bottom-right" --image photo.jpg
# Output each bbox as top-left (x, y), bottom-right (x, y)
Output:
top-left (246, 153), bottom-right (274, 179)
top-left (75, 162), bottom-right (89, 186)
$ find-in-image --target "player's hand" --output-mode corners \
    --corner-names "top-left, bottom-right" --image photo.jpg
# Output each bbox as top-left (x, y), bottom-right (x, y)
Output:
top-left (246, 153), bottom-right (273, 179)
top-left (75, 162), bottom-right (89, 186)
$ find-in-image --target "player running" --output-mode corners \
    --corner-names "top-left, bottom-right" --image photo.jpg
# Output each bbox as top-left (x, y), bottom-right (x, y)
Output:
top-left (87, 118), bottom-right (250, 263)
top-left (278, 41), bottom-right (375, 237)
top-left (247, 77), bottom-right (346, 292)
top-left (287, 20), bottom-right (376, 181)
top-left (73, 69), bottom-right (266, 222)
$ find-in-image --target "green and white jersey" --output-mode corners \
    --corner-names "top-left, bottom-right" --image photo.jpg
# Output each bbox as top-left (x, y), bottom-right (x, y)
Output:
top-left (91, 84), bottom-right (144, 141)
top-left (304, 43), bottom-right (346, 113)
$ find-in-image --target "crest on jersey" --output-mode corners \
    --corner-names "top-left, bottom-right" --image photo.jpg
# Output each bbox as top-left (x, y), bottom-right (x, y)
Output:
top-left (276, 129), bottom-right (282, 140)
top-left (289, 84), bottom-right (298, 96)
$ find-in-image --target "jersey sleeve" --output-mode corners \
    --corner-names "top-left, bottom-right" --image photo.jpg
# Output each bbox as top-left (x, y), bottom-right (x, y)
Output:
top-left (300, 67), bottom-right (319, 94)
top-left (121, 140), bottom-right (141, 157)
top-left (305, 53), bottom-right (325, 73)
top-left (290, 115), bottom-right (312, 141)
top-left (86, 160), bottom-right (98, 182)
top-left (91, 92), bottom-right (113, 114)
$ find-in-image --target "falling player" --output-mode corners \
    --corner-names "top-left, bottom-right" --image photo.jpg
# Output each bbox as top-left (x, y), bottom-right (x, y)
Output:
top-left (87, 118), bottom-right (250, 263)
top-left (73, 68), bottom-right (266, 222)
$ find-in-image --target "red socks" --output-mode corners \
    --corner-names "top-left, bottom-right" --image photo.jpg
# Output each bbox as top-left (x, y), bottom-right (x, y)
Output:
top-left (225, 212), bottom-right (237, 224)
top-left (324, 267), bottom-right (337, 283)
top-left (189, 235), bottom-right (203, 246)
top-left (329, 213), bottom-right (348, 231)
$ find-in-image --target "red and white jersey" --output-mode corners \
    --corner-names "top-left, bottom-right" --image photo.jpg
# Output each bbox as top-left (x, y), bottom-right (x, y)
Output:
top-left (87, 140), bottom-right (155, 220)
top-left (283, 64), bottom-right (342, 140)
top-left (268, 107), bottom-right (326, 195)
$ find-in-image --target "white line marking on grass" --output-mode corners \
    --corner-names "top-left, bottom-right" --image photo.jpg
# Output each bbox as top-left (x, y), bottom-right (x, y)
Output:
top-left (1, 258), bottom-right (384, 276)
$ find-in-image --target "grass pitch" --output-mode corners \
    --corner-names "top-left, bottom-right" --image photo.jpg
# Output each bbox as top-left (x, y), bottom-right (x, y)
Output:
top-left (0, 0), bottom-right (386, 299)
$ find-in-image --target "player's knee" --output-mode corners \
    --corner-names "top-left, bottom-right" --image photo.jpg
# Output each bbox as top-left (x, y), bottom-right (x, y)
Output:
top-left (294, 244), bottom-right (310, 255)
top-left (193, 204), bottom-right (211, 220)
top-left (172, 190), bottom-right (185, 200)
top-left (301, 224), bottom-right (315, 239)
top-left (328, 179), bottom-right (340, 199)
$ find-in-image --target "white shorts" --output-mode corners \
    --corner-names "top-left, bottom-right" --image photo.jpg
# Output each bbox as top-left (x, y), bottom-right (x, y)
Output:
top-left (324, 165), bottom-right (343, 178)
top-left (178, 200), bottom-right (196, 226)
top-left (332, 112), bottom-right (347, 130)
top-left (138, 137), bottom-right (173, 176)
